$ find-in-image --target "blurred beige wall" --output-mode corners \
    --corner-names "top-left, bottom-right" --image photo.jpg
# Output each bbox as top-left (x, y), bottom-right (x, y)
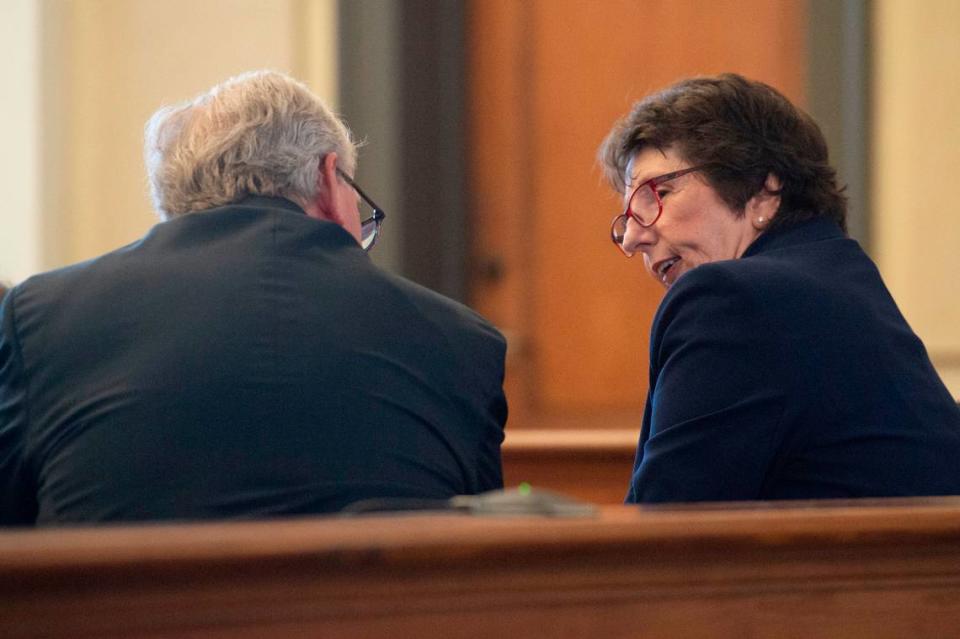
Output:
top-left (873, 0), bottom-right (960, 397)
top-left (0, 0), bottom-right (41, 285)
top-left (37, 0), bottom-right (338, 273)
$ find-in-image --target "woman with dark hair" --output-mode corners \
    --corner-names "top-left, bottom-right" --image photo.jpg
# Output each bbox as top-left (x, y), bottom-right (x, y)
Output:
top-left (601, 73), bottom-right (960, 503)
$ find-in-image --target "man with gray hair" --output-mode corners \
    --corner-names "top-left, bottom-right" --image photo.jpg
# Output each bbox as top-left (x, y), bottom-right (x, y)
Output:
top-left (0, 71), bottom-right (507, 525)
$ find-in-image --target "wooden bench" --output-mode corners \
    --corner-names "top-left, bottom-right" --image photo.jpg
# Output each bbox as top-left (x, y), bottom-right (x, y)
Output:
top-left (5, 498), bottom-right (960, 637)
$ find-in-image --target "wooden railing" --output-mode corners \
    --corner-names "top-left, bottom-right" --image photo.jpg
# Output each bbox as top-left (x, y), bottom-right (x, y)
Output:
top-left (5, 498), bottom-right (960, 637)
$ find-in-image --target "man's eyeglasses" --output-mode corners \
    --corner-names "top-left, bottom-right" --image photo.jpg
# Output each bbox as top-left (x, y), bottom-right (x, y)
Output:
top-left (336, 168), bottom-right (386, 252)
top-left (610, 165), bottom-right (708, 257)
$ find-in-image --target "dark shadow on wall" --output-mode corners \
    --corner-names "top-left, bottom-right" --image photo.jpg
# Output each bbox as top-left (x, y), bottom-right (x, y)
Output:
top-left (339, 0), bottom-right (468, 303)
top-left (807, 0), bottom-right (872, 251)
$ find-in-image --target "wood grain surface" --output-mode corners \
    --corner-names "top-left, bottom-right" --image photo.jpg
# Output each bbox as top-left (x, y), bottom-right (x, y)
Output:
top-left (5, 499), bottom-right (960, 637)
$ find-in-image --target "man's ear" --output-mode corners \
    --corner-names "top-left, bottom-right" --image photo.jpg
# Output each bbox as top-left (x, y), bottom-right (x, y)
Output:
top-left (306, 152), bottom-right (362, 244)
top-left (304, 152), bottom-right (346, 222)
top-left (305, 153), bottom-right (340, 222)
top-left (749, 173), bottom-right (782, 230)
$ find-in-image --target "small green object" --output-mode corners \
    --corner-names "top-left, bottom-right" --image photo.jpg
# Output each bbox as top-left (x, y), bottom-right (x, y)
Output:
top-left (518, 482), bottom-right (531, 496)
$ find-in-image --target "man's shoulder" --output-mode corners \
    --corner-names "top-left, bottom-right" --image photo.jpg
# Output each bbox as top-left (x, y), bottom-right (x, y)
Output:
top-left (382, 272), bottom-right (505, 345)
top-left (15, 237), bottom-right (147, 303)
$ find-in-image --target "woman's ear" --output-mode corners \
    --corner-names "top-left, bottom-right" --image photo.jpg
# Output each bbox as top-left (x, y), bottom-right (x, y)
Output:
top-left (750, 173), bottom-right (782, 230)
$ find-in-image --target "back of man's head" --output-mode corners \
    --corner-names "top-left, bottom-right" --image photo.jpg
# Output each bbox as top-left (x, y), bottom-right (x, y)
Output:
top-left (144, 70), bottom-right (357, 220)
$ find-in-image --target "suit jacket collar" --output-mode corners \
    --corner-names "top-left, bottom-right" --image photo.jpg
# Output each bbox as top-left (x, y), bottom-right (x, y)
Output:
top-left (742, 217), bottom-right (846, 258)
top-left (230, 195), bottom-right (307, 216)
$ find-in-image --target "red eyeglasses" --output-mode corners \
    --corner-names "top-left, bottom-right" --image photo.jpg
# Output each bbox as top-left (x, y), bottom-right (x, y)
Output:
top-left (610, 165), bottom-right (709, 257)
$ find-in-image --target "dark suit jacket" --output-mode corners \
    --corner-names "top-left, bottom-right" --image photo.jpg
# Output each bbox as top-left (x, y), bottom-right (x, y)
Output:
top-left (627, 218), bottom-right (960, 502)
top-left (0, 197), bottom-right (507, 524)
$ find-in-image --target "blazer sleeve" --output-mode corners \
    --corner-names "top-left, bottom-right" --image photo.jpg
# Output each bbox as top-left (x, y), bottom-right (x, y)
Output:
top-left (628, 266), bottom-right (793, 502)
top-left (473, 325), bottom-right (508, 492)
top-left (0, 289), bottom-right (37, 524)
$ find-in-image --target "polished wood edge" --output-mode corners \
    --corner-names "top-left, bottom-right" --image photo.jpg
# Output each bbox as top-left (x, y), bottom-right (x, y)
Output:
top-left (503, 428), bottom-right (638, 454)
top-left (5, 499), bottom-right (960, 575)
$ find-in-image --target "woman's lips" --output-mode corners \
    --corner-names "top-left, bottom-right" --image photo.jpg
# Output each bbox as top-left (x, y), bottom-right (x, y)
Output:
top-left (654, 256), bottom-right (681, 285)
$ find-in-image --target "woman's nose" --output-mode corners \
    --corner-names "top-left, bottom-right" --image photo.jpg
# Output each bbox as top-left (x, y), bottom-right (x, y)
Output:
top-left (621, 216), bottom-right (656, 257)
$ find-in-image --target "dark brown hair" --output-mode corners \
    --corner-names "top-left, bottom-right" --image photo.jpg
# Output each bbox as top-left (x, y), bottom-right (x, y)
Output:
top-left (599, 73), bottom-right (847, 233)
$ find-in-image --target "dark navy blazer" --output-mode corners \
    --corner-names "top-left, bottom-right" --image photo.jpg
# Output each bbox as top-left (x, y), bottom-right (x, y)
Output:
top-left (0, 197), bottom-right (507, 524)
top-left (627, 218), bottom-right (960, 502)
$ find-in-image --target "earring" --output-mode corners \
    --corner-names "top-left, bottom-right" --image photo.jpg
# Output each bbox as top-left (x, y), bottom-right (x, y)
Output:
top-left (756, 216), bottom-right (766, 226)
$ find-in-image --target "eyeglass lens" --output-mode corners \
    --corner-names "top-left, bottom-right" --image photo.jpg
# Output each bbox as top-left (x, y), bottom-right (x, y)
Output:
top-left (609, 182), bottom-right (659, 253)
top-left (629, 183), bottom-right (661, 225)
top-left (611, 215), bottom-right (628, 245)
top-left (360, 218), bottom-right (379, 250)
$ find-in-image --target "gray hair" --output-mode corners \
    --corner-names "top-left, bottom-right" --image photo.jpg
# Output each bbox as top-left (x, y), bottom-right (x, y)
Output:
top-left (144, 70), bottom-right (358, 220)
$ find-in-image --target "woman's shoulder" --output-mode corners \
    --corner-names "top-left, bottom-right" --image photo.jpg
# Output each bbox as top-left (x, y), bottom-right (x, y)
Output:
top-left (666, 254), bottom-right (816, 307)
top-left (656, 244), bottom-right (872, 337)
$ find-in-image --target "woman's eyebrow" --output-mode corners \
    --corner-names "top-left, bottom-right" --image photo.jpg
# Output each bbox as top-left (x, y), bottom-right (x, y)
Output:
top-left (631, 169), bottom-right (670, 188)
top-left (628, 171), bottom-right (655, 189)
